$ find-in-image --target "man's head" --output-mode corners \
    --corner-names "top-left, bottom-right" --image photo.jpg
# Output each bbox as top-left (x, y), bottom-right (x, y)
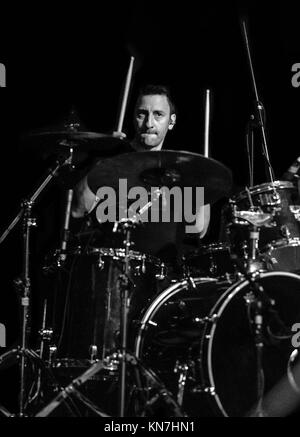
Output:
top-left (133, 84), bottom-right (177, 150)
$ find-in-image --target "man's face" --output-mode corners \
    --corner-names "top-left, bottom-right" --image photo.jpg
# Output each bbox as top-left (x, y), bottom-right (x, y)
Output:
top-left (133, 94), bottom-right (175, 150)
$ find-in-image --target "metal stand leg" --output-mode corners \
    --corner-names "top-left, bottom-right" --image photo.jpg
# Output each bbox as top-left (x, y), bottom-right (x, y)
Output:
top-left (34, 360), bottom-right (109, 417)
top-left (0, 155), bottom-right (73, 416)
top-left (118, 225), bottom-right (132, 417)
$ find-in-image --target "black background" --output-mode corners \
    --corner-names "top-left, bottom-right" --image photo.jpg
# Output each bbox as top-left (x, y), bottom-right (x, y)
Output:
top-left (0, 0), bottom-right (299, 414)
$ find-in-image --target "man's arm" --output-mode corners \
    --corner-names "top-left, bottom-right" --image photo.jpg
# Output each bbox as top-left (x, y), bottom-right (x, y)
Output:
top-left (195, 204), bottom-right (210, 238)
top-left (71, 131), bottom-right (127, 218)
top-left (71, 176), bottom-right (98, 218)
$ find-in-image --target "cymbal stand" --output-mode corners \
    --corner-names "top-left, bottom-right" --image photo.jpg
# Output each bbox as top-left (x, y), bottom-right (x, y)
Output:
top-left (241, 19), bottom-right (275, 184)
top-left (115, 220), bottom-right (136, 417)
top-left (0, 154), bottom-right (72, 417)
top-left (34, 360), bottom-right (109, 417)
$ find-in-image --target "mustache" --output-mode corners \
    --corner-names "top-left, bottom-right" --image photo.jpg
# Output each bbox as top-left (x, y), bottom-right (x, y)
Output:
top-left (140, 130), bottom-right (157, 134)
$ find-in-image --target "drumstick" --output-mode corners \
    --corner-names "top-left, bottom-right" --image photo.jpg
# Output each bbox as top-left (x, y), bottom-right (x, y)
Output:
top-left (116, 56), bottom-right (135, 133)
top-left (204, 89), bottom-right (210, 157)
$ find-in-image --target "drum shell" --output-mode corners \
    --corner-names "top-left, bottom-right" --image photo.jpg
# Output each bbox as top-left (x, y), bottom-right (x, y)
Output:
top-left (183, 243), bottom-right (237, 280)
top-left (50, 247), bottom-right (162, 364)
top-left (261, 238), bottom-right (300, 274)
top-left (222, 181), bottom-right (300, 273)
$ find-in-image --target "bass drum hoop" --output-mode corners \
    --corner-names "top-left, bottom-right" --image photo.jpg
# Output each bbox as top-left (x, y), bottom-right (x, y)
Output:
top-left (203, 270), bottom-right (300, 417)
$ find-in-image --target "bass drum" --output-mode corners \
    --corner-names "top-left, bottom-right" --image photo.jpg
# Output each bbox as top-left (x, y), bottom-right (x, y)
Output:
top-left (134, 272), bottom-right (300, 417)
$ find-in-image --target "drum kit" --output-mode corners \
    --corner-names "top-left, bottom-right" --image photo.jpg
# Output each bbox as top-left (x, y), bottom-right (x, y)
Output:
top-left (0, 22), bottom-right (300, 417)
top-left (0, 116), bottom-right (300, 418)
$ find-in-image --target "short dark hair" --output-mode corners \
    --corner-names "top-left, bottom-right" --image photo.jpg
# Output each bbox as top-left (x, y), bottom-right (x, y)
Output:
top-left (136, 84), bottom-right (177, 115)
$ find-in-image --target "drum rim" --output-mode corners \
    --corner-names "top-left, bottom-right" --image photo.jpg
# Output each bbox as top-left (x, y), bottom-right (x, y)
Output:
top-left (262, 237), bottom-right (300, 251)
top-left (86, 246), bottom-right (161, 265)
top-left (186, 242), bottom-right (231, 257)
top-left (234, 180), bottom-right (295, 201)
top-left (205, 270), bottom-right (300, 417)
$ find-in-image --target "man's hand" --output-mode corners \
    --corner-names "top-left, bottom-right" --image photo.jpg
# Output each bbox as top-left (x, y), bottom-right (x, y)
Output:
top-left (112, 131), bottom-right (127, 140)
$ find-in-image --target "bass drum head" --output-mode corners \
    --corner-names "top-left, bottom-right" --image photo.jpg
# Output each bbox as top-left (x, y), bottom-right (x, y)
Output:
top-left (203, 271), bottom-right (300, 417)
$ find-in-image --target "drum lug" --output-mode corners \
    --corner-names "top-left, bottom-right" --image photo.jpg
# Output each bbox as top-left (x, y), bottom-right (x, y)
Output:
top-left (210, 313), bottom-right (219, 323)
top-left (280, 225), bottom-right (291, 240)
top-left (103, 353), bottom-right (119, 372)
top-left (97, 255), bottom-right (105, 270)
top-left (38, 328), bottom-right (53, 341)
top-left (204, 386), bottom-right (216, 396)
top-left (184, 275), bottom-right (196, 289)
top-left (290, 205), bottom-right (300, 221)
top-left (141, 255), bottom-right (146, 274)
top-left (89, 344), bottom-right (98, 361)
top-left (135, 255), bottom-right (147, 275)
top-left (194, 313), bottom-right (218, 326)
top-left (155, 262), bottom-right (167, 280)
top-left (244, 291), bottom-right (255, 305)
top-left (191, 385), bottom-right (216, 396)
top-left (48, 345), bottom-right (57, 365)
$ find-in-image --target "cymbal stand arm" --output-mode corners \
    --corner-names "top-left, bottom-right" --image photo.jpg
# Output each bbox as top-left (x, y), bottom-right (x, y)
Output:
top-left (0, 156), bottom-right (70, 245)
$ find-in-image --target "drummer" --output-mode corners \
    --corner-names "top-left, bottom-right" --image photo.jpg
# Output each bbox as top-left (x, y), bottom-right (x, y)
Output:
top-left (71, 84), bottom-right (211, 267)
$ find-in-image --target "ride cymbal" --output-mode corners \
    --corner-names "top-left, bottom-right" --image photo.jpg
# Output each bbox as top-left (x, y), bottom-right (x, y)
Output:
top-left (87, 150), bottom-right (233, 205)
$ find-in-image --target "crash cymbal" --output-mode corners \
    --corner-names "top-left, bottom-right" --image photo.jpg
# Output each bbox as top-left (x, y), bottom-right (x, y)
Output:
top-left (87, 150), bottom-right (233, 205)
top-left (23, 126), bottom-right (131, 155)
top-left (22, 106), bottom-right (130, 155)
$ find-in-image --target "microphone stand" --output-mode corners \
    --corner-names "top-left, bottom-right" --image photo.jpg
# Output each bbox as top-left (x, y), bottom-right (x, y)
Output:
top-left (0, 153), bottom-right (72, 417)
top-left (230, 226), bottom-right (274, 417)
top-left (245, 115), bottom-right (255, 187)
top-left (241, 19), bottom-right (275, 184)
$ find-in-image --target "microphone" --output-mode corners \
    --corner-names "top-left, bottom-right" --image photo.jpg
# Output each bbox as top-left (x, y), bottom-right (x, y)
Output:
top-left (281, 157), bottom-right (300, 181)
top-left (58, 188), bottom-right (74, 264)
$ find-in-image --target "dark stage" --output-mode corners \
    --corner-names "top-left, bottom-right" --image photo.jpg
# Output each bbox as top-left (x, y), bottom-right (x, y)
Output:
top-left (0, 0), bottom-right (299, 418)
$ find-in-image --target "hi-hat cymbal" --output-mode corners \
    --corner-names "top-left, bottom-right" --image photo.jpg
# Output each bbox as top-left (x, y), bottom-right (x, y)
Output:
top-left (87, 150), bottom-right (233, 205)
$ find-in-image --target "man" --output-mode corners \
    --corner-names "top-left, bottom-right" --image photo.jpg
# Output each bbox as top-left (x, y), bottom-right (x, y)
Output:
top-left (45, 85), bottom-right (212, 401)
top-left (71, 84), bottom-right (210, 256)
